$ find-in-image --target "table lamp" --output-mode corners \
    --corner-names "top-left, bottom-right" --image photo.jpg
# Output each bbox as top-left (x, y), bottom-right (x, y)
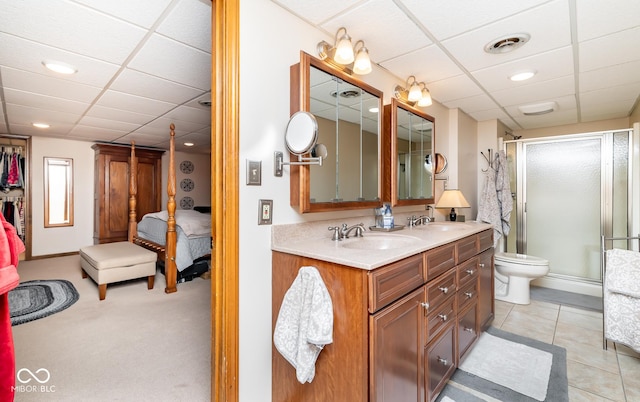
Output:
top-left (435, 189), bottom-right (470, 221)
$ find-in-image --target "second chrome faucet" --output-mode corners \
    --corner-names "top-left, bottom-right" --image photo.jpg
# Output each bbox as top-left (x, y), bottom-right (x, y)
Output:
top-left (328, 223), bottom-right (365, 241)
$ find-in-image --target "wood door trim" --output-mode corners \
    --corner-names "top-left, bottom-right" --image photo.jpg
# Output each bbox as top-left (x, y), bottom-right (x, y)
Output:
top-left (212, 0), bottom-right (240, 401)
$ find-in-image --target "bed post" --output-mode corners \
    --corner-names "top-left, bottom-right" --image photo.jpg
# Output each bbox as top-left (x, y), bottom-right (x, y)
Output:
top-left (165, 124), bottom-right (178, 293)
top-left (128, 141), bottom-right (137, 243)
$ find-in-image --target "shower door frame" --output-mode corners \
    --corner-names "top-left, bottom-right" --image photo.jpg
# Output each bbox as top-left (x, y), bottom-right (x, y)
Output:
top-left (507, 130), bottom-right (633, 285)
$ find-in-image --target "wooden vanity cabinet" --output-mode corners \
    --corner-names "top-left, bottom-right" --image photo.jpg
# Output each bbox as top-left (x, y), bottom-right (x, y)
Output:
top-left (271, 229), bottom-right (493, 402)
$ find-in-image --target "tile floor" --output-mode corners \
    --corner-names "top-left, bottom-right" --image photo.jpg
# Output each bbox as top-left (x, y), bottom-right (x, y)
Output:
top-left (493, 299), bottom-right (640, 401)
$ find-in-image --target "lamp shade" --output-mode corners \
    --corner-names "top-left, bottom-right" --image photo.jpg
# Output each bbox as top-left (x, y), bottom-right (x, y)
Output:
top-left (353, 46), bottom-right (372, 75)
top-left (334, 33), bottom-right (354, 64)
top-left (435, 189), bottom-right (470, 209)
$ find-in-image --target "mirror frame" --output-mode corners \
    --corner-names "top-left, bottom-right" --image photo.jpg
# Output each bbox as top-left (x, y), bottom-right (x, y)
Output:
top-left (290, 51), bottom-right (384, 213)
top-left (383, 98), bottom-right (436, 207)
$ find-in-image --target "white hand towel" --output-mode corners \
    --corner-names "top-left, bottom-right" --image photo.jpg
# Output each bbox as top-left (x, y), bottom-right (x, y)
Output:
top-left (274, 266), bottom-right (333, 384)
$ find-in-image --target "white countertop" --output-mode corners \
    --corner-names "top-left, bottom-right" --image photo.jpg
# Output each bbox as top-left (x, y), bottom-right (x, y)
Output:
top-left (272, 221), bottom-right (493, 270)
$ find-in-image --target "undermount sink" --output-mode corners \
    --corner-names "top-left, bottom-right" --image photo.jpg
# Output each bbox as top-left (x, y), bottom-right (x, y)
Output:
top-left (416, 222), bottom-right (471, 231)
top-left (339, 233), bottom-right (422, 250)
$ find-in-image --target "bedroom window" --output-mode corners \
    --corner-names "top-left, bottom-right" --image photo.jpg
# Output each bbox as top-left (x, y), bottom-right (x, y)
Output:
top-left (44, 157), bottom-right (74, 227)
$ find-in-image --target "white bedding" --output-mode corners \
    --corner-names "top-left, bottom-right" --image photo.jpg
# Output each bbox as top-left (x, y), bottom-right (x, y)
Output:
top-left (137, 210), bottom-right (212, 272)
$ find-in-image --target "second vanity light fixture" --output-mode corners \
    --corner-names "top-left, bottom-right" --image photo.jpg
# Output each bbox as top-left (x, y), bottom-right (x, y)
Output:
top-left (394, 76), bottom-right (432, 107)
top-left (317, 27), bottom-right (372, 75)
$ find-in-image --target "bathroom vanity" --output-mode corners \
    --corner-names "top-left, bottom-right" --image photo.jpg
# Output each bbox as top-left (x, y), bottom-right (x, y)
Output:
top-left (271, 221), bottom-right (494, 402)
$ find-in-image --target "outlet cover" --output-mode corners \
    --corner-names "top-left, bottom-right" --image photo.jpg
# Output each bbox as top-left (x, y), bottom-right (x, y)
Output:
top-left (258, 199), bottom-right (273, 225)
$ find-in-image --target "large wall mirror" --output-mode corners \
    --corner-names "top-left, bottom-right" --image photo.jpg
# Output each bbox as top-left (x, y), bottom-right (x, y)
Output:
top-left (384, 98), bottom-right (435, 206)
top-left (289, 52), bottom-right (383, 213)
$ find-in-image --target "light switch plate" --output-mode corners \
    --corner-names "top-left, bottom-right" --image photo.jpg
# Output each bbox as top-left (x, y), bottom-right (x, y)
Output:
top-left (258, 199), bottom-right (273, 225)
top-left (246, 160), bottom-right (261, 185)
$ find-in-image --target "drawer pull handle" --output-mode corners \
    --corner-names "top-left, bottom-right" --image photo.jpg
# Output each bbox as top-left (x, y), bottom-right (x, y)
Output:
top-left (465, 292), bottom-right (474, 299)
top-left (438, 314), bottom-right (448, 321)
top-left (421, 302), bottom-right (430, 311)
top-left (439, 286), bottom-right (449, 294)
top-left (466, 269), bottom-right (475, 275)
top-left (464, 327), bottom-right (474, 333)
top-left (437, 357), bottom-right (448, 366)
top-left (479, 263), bottom-right (485, 268)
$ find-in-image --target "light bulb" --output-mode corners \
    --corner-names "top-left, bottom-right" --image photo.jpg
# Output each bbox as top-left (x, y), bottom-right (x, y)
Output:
top-left (353, 47), bottom-right (372, 75)
top-left (334, 33), bottom-right (354, 64)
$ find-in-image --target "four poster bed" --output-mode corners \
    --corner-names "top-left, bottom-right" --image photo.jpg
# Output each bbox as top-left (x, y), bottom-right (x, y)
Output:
top-left (127, 123), bottom-right (212, 293)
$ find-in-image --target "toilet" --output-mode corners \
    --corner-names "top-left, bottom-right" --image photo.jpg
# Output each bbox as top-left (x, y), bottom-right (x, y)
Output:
top-left (494, 252), bottom-right (549, 305)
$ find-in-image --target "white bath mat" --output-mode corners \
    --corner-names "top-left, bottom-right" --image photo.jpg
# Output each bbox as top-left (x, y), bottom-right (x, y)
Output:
top-left (458, 332), bottom-right (553, 401)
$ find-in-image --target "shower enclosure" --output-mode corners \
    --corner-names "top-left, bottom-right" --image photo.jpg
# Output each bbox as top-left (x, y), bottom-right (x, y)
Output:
top-left (504, 130), bottom-right (633, 295)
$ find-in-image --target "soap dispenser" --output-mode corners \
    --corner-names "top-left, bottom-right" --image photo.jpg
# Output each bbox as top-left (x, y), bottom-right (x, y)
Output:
top-left (383, 204), bottom-right (394, 229)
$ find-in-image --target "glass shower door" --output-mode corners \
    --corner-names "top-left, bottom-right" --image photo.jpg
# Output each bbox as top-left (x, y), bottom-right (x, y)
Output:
top-left (523, 137), bottom-right (603, 282)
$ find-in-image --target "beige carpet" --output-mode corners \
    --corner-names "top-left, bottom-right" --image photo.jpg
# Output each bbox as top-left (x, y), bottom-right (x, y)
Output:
top-left (10, 255), bottom-right (211, 402)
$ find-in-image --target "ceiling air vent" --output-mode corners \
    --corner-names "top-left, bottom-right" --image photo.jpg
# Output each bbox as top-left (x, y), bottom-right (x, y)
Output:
top-left (330, 89), bottom-right (361, 98)
top-left (484, 33), bottom-right (530, 54)
top-left (518, 102), bottom-right (558, 116)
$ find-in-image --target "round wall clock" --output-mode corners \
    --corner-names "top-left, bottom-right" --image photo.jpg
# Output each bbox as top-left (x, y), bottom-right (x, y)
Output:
top-left (180, 160), bottom-right (194, 174)
top-left (180, 178), bottom-right (195, 192)
top-left (180, 197), bottom-right (194, 209)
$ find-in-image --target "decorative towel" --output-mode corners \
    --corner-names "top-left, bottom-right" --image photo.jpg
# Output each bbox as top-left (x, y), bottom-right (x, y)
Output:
top-left (604, 248), bottom-right (640, 352)
top-left (477, 150), bottom-right (513, 248)
top-left (274, 266), bottom-right (333, 384)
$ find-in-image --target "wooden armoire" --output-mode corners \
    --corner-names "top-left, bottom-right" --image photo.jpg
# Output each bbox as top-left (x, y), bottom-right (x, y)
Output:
top-left (92, 144), bottom-right (164, 244)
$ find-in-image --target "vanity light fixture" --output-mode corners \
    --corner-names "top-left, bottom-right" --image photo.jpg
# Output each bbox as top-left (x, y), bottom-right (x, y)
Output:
top-left (42, 60), bottom-right (77, 75)
top-left (395, 76), bottom-right (432, 107)
top-left (317, 27), bottom-right (372, 75)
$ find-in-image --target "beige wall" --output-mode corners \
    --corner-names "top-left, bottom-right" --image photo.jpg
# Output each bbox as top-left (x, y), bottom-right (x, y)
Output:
top-left (161, 150), bottom-right (211, 209)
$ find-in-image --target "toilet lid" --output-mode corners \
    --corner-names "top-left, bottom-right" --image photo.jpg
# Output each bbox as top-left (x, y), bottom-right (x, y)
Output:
top-left (495, 252), bottom-right (549, 266)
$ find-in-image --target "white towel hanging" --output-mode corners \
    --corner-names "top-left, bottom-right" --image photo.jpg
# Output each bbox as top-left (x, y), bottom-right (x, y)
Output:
top-left (273, 266), bottom-right (333, 384)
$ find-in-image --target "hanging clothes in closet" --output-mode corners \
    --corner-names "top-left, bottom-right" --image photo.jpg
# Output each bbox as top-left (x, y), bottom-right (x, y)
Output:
top-left (0, 148), bottom-right (25, 193)
top-left (0, 198), bottom-right (24, 242)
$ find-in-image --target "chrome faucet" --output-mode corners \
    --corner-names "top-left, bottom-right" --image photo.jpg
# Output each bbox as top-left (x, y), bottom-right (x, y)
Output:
top-left (407, 215), bottom-right (423, 227)
top-left (341, 223), bottom-right (365, 239)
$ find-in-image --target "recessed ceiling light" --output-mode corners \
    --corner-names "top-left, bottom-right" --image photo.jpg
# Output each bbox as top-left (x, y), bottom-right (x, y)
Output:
top-left (42, 60), bottom-right (77, 75)
top-left (184, 142), bottom-right (194, 147)
top-left (510, 71), bottom-right (536, 81)
top-left (32, 122), bottom-right (50, 129)
top-left (369, 107), bottom-right (379, 113)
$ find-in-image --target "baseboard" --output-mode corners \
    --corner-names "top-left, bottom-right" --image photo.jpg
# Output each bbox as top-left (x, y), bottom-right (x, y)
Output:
top-left (532, 276), bottom-right (602, 297)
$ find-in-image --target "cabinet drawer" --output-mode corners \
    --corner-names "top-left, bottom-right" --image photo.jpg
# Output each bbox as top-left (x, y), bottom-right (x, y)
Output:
top-left (369, 253), bottom-right (425, 313)
top-left (456, 235), bottom-right (478, 263)
top-left (457, 257), bottom-right (479, 288)
top-left (424, 243), bottom-right (456, 281)
top-left (426, 324), bottom-right (456, 402)
top-left (426, 296), bottom-right (455, 343)
top-left (478, 229), bottom-right (493, 252)
top-left (458, 302), bottom-right (478, 362)
top-left (457, 280), bottom-right (477, 313)
top-left (426, 269), bottom-right (456, 310)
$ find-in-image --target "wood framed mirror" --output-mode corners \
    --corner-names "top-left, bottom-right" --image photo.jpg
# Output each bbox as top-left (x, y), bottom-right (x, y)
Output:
top-left (383, 98), bottom-right (435, 206)
top-left (289, 51), bottom-right (383, 213)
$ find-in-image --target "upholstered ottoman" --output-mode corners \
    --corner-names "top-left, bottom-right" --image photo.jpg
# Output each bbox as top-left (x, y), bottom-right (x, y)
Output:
top-left (80, 242), bottom-right (157, 300)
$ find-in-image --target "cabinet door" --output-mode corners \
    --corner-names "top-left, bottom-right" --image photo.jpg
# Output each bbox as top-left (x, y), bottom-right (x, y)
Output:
top-left (425, 323), bottom-right (455, 402)
top-left (370, 286), bottom-right (426, 402)
top-left (477, 248), bottom-right (494, 331)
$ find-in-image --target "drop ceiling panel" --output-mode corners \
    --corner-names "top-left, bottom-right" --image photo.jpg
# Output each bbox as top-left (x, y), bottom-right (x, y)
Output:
top-left (0, 33), bottom-right (121, 88)
top-left (579, 27), bottom-right (640, 72)
top-left (580, 61), bottom-right (640, 93)
top-left (116, 133), bottom-right (165, 147)
top-left (6, 104), bottom-right (81, 127)
top-left (380, 45), bottom-right (464, 83)
top-left (271, 0), bottom-right (361, 25)
top-left (96, 90), bottom-right (176, 116)
top-left (157, 0), bottom-right (212, 52)
top-left (321, 0), bottom-right (432, 63)
top-left (76, 116), bottom-right (141, 132)
top-left (467, 108), bottom-right (517, 128)
top-left (71, 0), bottom-right (174, 29)
top-left (427, 75), bottom-right (484, 103)
top-left (0, 67), bottom-right (102, 103)
top-left (163, 105), bottom-right (211, 126)
top-left (128, 34), bottom-right (211, 90)
top-left (471, 46), bottom-right (574, 92)
top-left (110, 69), bottom-right (204, 104)
top-left (511, 108), bottom-right (578, 129)
top-left (442, 93), bottom-right (498, 114)
top-left (580, 83), bottom-right (640, 110)
top-left (576, 0), bottom-right (640, 41)
top-left (491, 76), bottom-right (574, 107)
top-left (399, 0), bottom-right (550, 41)
top-left (85, 105), bottom-right (155, 125)
top-left (503, 94), bottom-right (576, 118)
top-left (4, 89), bottom-right (89, 115)
top-left (441, 1), bottom-right (571, 72)
top-left (0, 0), bottom-right (147, 64)
top-left (68, 125), bottom-right (128, 141)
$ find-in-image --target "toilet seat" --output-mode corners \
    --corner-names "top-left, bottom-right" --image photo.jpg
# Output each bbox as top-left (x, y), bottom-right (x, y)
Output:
top-left (495, 252), bottom-right (548, 266)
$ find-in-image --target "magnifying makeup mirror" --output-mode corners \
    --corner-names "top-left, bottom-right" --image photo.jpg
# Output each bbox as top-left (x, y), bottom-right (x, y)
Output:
top-left (274, 112), bottom-right (327, 176)
top-left (434, 153), bottom-right (448, 174)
